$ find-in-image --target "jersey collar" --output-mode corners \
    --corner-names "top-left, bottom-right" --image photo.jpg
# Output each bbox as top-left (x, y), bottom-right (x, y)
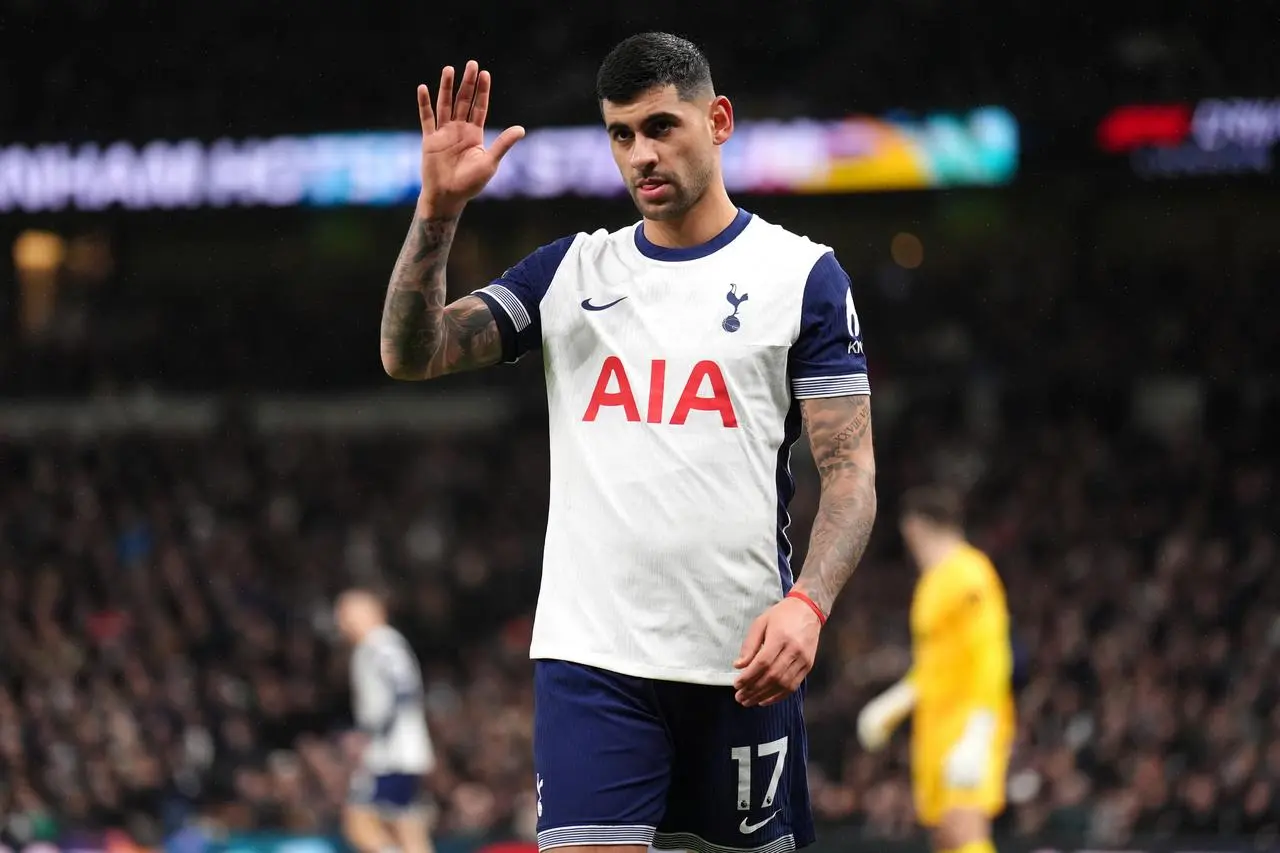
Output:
top-left (633, 208), bottom-right (753, 262)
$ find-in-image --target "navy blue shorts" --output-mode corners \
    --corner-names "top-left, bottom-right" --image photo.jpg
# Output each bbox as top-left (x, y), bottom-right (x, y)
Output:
top-left (533, 660), bottom-right (815, 853)
top-left (347, 771), bottom-right (424, 816)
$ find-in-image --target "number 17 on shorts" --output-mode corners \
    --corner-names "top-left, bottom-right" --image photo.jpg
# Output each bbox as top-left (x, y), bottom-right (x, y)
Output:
top-left (731, 736), bottom-right (789, 822)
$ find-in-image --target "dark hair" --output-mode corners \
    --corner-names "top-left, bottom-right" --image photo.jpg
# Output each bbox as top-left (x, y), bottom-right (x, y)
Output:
top-left (596, 32), bottom-right (714, 104)
top-left (900, 485), bottom-right (966, 530)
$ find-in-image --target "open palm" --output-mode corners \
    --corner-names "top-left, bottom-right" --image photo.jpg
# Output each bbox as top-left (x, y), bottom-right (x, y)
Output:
top-left (417, 61), bottom-right (525, 213)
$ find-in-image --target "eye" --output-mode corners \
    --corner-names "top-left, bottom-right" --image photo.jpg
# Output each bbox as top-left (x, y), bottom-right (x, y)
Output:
top-left (611, 127), bottom-right (634, 143)
top-left (649, 120), bottom-right (673, 137)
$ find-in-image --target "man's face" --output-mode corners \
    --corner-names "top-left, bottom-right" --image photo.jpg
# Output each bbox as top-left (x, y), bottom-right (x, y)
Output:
top-left (333, 600), bottom-right (355, 643)
top-left (601, 84), bottom-right (731, 221)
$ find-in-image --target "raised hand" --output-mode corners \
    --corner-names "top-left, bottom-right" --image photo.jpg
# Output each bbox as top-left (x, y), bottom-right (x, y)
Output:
top-left (417, 60), bottom-right (525, 215)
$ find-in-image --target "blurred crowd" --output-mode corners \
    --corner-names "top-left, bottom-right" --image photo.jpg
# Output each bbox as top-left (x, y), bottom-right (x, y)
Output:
top-left (0, 385), bottom-right (1275, 846)
top-left (0, 422), bottom-right (547, 846)
top-left (4, 216), bottom-right (1277, 396)
top-left (4, 0), bottom-right (1276, 143)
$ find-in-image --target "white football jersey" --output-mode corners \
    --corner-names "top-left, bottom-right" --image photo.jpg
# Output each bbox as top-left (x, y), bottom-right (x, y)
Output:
top-left (474, 209), bottom-right (869, 686)
top-left (351, 625), bottom-right (435, 774)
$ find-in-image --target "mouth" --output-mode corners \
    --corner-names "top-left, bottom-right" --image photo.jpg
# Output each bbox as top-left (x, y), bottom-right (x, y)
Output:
top-left (635, 178), bottom-right (670, 200)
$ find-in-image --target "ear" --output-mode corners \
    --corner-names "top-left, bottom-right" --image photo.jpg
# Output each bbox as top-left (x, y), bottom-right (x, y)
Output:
top-left (709, 95), bottom-right (734, 146)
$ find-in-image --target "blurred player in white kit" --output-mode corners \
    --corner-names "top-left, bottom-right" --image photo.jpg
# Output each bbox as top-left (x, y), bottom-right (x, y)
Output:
top-left (336, 589), bottom-right (436, 853)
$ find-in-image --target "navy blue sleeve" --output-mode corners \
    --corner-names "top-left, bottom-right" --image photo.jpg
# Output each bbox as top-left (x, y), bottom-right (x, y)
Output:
top-left (472, 235), bottom-right (576, 363)
top-left (789, 251), bottom-right (870, 398)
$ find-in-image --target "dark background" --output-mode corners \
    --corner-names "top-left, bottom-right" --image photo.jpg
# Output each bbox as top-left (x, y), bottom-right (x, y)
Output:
top-left (0, 2), bottom-right (1277, 849)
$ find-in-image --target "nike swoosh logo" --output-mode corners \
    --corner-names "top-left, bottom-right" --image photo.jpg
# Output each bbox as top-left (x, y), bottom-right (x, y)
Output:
top-left (581, 297), bottom-right (627, 311)
top-left (739, 811), bottom-right (780, 834)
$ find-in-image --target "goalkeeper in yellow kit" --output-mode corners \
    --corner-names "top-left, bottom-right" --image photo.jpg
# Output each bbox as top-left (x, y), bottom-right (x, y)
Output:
top-left (857, 486), bottom-right (1015, 853)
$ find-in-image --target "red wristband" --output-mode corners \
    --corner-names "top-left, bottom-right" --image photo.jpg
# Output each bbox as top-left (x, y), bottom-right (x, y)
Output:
top-left (786, 589), bottom-right (827, 625)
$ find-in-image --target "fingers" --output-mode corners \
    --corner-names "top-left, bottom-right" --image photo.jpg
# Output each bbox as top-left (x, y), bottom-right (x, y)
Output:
top-left (734, 612), bottom-right (777, 704)
top-left (470, 70), bottom-right (492, 129)
top-left (417, 84), bottom-right (435, 133)
top-left (734, 614), bottom-right (767, 669)
top-left (453, 60), bottom-right (480, 123)
top-left (489, 126), bottom-right (526, 163)
top-left (436, 66), bottom-right (455, 124)
top-left (735, 601), bottom-right (822, 707)
top-left (760, 657), bottom-right (807, 705)
top-left (734, 632), bottom-right (784, 704)
top-left (757, 657), bottom-right (809, 707)
top-left (432, 61), bottom-right (511, 145)
top-left (738, 646), bottom-right (808, 708)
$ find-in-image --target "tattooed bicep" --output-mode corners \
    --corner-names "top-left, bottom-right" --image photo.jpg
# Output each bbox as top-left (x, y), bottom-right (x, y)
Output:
top-left (801, 395), bottom-right (874, 480)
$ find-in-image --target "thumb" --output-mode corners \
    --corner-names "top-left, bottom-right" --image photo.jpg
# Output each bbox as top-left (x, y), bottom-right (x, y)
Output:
top-left (734, 613), bottom-right (768, 669)
top-left (489, 125), bottom-right (526, 163)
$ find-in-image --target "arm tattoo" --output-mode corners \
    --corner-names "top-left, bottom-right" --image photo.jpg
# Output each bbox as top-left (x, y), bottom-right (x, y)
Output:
top-left (380, 214), bottom-right (503, 379)
top-left (795, 395), bottom-right (877, 614)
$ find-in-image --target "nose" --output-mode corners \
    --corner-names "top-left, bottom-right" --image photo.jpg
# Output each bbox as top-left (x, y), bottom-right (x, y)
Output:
top-left (629, 135), bottom-right (658, 170)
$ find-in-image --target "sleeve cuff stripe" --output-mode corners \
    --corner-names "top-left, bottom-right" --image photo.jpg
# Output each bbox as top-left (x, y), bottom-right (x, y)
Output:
top-left (474, 284), bottom-right (531, 332)
top-left (791, 374), bottom-right (871, 398)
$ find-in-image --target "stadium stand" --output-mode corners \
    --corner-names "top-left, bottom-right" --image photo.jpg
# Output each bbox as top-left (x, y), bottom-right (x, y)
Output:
top-left (0, 392), bottom-right (1274, 843)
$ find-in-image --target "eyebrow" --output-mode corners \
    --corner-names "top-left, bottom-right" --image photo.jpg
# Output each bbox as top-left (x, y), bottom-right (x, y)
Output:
top-left (606, 111), bottom-right (682, 136)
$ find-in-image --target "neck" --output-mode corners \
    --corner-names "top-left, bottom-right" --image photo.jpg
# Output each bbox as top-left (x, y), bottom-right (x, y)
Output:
top-left (915, 534), bottom-right (964, 573)
top-left (642, 184), bottom-right (738, 249)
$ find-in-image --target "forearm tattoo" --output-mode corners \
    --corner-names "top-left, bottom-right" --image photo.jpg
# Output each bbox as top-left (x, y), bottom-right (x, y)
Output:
top-left (380, 214), bottom-right (502, 378)
top-left (795, 395), bottom-right (878, 614)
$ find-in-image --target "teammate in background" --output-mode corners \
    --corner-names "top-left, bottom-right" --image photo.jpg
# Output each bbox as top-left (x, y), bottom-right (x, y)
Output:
top-left (856, 487), bottom-right (1014, 853)
top-left (335, 590), bottom-right (436, 853)
top-left (379, 33), bottom-right (878, 853)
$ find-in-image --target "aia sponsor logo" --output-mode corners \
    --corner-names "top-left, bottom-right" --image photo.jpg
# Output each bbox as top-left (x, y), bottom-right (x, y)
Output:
top-left (582, 357), bottom-right (738, 428)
